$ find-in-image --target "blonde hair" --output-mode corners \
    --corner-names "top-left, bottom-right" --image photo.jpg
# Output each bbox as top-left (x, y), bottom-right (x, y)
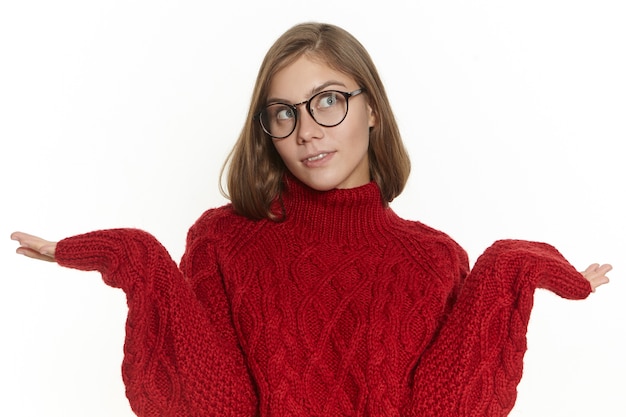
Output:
top-left (221, 22), bottom-right (411, 220)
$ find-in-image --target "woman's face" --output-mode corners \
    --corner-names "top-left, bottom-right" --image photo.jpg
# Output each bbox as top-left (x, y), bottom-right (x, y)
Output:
top-left (267, 55), bottom-right (376, 191)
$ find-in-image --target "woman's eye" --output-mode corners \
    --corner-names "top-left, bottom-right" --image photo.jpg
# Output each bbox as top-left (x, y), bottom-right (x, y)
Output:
top-left (318, 92), bottom-right (338, 108)
top-left (276, 107), bottom-right (295, 120)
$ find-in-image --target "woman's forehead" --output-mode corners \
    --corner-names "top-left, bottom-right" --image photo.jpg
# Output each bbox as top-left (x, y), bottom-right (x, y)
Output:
top-left (267, 56), bottom-right (356, 101)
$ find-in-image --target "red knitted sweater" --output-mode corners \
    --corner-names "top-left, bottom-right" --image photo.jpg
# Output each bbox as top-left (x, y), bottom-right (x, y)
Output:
top-left (55, 178), bottom-right (592, 417)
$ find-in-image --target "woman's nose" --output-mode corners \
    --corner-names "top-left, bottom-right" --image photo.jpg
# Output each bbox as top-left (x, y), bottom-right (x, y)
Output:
top-left (295, 107), bottom-right (323, 144)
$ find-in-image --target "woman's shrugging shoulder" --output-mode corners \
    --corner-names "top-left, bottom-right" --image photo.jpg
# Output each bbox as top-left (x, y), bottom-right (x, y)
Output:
top-left (54, 213), bottom-right (259, 416)
top-left (389, 216), bottom-right (472, 291)
top-left (404, 236), bottom-right (591, 416)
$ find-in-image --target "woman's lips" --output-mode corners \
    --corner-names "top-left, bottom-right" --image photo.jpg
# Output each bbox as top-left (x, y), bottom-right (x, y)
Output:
top-left (302, 151), bottom-right (334, 167)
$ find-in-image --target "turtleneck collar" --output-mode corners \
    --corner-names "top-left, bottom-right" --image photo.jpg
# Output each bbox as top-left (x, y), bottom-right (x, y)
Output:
top-left (277, 175), bottom-right (399, 244)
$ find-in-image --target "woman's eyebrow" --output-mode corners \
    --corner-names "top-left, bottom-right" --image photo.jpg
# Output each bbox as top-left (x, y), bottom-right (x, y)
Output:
top-left (267, 80), bottom-right (348, 104)
top-left (305, 80), bottom-right (347, 97)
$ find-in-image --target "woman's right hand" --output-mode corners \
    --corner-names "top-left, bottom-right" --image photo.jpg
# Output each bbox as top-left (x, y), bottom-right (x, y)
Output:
top-left (11, 232), bottom-right (57, 262)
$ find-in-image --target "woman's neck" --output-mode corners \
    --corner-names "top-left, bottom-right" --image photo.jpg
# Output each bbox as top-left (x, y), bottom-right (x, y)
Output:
top-left (278, 175), bottom-right (397, 244)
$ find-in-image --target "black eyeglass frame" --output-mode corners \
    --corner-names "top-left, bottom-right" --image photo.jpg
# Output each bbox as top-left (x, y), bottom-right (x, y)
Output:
top-left (255, 88), bottom-right (366, 139)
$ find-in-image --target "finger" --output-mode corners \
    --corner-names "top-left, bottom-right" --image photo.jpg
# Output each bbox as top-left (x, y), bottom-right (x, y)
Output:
top-left (11, 232), bottom-right (25, 246)
top-left (588, 275), bottom-right (610, 292)
top-left (11, 232), bottom-right (38, 250)
top-left (596, 263), bottom-right (613, 275)
top-left (11, 231), bottom-right (40, 243)
top-left (582, 263), bottom-right (600, 275)
top-left (584, 264), bottom-right (612, 292)
top-left (581, 263), bottom-right (612, 279)
top-left (11, 232), bottom-right (56, 254)
top-left (16, 247), bottom-right (56, 262)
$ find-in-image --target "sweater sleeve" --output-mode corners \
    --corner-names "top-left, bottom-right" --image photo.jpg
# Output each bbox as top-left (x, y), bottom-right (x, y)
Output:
top-left (55, 228), bottom-right (258, 417)
top-left (402, 239), bottom-right (592, 417)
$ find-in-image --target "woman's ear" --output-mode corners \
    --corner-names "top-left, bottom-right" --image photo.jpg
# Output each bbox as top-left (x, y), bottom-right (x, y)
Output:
top-left (367, 102), bottom-right (377, 128)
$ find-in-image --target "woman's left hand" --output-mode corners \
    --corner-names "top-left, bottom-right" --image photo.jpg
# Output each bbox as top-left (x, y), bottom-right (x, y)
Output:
top-left (11, 232), bottom-right (57, 262)
top-left (581, 263), bottom-right (612, 291)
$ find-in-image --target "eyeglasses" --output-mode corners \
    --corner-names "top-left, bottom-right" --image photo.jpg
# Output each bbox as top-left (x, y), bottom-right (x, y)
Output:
top-left (256, 88), bottom-right (365, 139)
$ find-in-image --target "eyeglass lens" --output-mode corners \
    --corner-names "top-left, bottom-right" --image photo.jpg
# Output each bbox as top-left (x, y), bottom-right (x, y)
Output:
top-left (260, 90), bottom-right (351, 139)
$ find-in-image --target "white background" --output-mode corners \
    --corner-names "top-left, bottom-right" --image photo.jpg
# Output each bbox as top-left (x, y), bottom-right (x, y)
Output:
top-left (1, 1), bottom-right (624, 416)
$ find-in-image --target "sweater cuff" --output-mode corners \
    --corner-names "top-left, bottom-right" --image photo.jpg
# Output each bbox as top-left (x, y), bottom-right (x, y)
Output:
top-left (56, 228), bottom-right (169, 291)
top-left (489, 239), bottom-right (592, 300)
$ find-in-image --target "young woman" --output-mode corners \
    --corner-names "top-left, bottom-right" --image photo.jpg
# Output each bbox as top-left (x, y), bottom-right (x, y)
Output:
top-left (11, 22), bottom-right (610, 417)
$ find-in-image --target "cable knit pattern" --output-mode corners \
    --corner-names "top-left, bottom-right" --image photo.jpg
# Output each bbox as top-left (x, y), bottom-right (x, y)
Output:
top-left (56, 230), bottom-right (257, 416)
top-left (54, 178), bottom-right (591, 417)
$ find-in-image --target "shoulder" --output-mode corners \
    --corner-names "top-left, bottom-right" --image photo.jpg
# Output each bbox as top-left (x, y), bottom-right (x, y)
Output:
top-left (388, 213), bottom-right (470, 273)
top-left (180, 203), bottom-right (266, 276)
top-left (388, 212), bottom-right (461, 249)
top-left (186, 203), bottom-right (259, 245)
